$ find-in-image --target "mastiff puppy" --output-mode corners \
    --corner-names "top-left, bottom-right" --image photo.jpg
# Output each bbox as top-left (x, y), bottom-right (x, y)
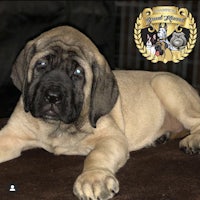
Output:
top-left (0, 26), bottom-right (200, 200)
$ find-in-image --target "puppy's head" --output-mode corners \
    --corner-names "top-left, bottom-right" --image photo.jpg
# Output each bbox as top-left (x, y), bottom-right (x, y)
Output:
top-left (11, 26), bottom-right (119, 127)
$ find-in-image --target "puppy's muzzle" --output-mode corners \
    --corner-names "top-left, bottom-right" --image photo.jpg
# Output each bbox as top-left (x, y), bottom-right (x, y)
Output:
top-left (44, 86), bottom-right (62, 105)
top-left (42, 85), bottom-right (64, 120)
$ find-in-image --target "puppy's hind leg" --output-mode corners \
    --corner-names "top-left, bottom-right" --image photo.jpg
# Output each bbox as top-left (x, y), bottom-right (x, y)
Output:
top-left (151, 73), bottom-right (200, 154)
top-left (154, 131), bottom-right (171, 146)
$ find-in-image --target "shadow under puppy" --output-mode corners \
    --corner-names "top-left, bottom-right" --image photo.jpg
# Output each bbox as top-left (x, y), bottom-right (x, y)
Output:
top-left (0, 25), bottom-right (200, 200)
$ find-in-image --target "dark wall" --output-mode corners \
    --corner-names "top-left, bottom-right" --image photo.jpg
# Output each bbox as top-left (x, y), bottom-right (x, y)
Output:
top-left (0, 1), bottom-right (115, 87)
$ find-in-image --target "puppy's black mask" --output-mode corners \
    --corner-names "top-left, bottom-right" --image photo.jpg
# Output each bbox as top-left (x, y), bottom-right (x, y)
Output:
top-left (25, 47), bottom-right (85, 124)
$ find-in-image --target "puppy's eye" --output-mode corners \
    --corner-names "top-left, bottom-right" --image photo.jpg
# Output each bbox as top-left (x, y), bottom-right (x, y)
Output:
top-left (74, 67), bottom-right (83, 76)
top-left (35, 59), bottom-right (48, 71)
top-left (72, 60), bottom-right (84, 77)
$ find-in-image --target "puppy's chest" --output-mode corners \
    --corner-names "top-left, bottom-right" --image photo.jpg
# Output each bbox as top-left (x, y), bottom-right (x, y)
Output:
top-left (45, 126), bottom-right (93, 155)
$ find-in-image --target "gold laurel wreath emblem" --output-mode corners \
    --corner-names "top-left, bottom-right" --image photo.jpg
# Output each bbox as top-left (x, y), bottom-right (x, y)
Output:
top-left (134, 12), bottom-right (197, 63)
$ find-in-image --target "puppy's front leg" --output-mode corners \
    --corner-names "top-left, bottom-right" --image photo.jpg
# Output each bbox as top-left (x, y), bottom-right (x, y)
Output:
top-left (0, 100), bottom-right (39, 163)
top-left (73, 134), bottom-right (129, 200)
top-left (0, 121), bottom-right (37, 163)
top-left (0, 125), bottom-right (25, 163)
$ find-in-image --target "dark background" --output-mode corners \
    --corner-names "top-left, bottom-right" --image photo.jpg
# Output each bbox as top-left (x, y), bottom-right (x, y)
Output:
top-left (0, 0), bottom-right (199, 118)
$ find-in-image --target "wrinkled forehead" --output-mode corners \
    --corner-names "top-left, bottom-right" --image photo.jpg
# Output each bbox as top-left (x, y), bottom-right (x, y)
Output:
top-left (27, 40), bottom-right (92, 82)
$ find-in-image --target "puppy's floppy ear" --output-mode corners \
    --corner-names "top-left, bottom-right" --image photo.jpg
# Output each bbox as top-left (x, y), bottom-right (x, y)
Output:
top-left (11, 40), bottom-right (35, 112)
top-left (11, 40), bottom-right (35, 92)
top-left (89, 59), bottom-right (119, 128)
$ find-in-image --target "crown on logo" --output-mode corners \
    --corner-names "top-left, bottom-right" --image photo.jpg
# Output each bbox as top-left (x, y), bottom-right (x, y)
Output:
top-left (159, 23), bottom-right (167, 28)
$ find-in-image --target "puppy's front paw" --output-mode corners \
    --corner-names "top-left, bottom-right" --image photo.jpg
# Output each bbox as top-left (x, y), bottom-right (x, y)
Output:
top-left (73, 169), bottom-right (119, 200)
top-left (179, 134), bottom-right (200, 154)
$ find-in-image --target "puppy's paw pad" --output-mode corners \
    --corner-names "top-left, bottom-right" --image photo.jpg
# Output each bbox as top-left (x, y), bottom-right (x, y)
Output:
top-left (179, 135), bottom-right (200, 155)
top-left (73, 170), bottom-right (119, 200)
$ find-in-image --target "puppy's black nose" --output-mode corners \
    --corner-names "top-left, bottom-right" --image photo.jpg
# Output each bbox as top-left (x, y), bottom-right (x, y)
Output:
top-left (44, 87), bottom-right (62, 104)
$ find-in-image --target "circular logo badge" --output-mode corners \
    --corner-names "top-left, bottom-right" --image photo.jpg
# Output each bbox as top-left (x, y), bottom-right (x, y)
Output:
top-left (134, 6), bottom-right (197, 63)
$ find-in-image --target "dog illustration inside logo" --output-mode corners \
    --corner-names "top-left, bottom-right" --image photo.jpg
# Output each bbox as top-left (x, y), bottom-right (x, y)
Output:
top-left (154, 23), bottom-right (174, 60)
top-left (170, 32), bottom-right (187, 50)
top-left (146, 34), bottom-right (157, 55)
top-left (144, 21), bottom-right (189, 62)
